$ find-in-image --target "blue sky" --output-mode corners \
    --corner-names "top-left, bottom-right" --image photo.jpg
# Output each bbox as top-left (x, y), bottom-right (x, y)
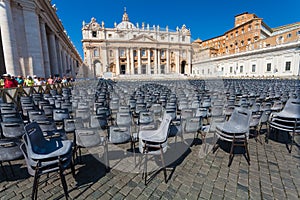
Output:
top-left (52, 0), bottom-right (300, 59)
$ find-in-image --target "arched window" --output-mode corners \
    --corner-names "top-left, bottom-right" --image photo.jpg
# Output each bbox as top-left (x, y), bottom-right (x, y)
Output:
top-left (93, 49), bottom-right (99, 57)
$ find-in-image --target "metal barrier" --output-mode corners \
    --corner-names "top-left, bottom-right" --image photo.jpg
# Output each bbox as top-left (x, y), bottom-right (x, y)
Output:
top-left (0, 83), bottom-right (73, 110)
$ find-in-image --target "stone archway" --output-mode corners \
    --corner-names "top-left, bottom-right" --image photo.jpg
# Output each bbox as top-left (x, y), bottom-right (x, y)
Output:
top-left (171, 63), bottom-right (176, 73)
top-left (109, 63), bottom-right (115, 73)
top-left (181, 60), bottom-right (186, 74)
top-left (94, 60), bottom-right (102, 77)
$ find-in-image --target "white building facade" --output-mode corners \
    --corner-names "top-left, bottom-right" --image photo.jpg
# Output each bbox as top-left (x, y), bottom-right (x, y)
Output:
top-left (192, 13), bottom-right (300, 79)
top-left (192, 40), bottom-right (300, 79)
top-left (0, 0), bottom-right (82, 77)
top-left (82, 10), bottom-right (192, 78)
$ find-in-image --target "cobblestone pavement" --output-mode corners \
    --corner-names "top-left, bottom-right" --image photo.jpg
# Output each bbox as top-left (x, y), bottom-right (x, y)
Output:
top-left (0, 131), bottom-right (299, 200)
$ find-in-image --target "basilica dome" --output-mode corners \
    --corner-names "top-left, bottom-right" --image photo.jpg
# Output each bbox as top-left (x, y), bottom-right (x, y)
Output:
top-left (116, 9), bottom-right (136, 29)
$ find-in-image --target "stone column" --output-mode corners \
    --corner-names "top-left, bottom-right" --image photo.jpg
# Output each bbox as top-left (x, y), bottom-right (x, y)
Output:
top-left (0, 0), bottom-right (20, 75)
top-left (101, 47), bottom-right (108, 73)
top-left (188, 49), bottom-right (192, 75)
top-left (126, 48), bottom-right (130, 74)
top-left (154, 49), bottom-right (157, 74)
top-left (166, 49), bottom-right (170, 74)
top-left (157, 49), bottom-right (161, 74)
top-left (137, 48), bottom-right (141, 74)
top-left (147, 49), bottom-right (151, 75)
top-left (62, 50), bottom-right (66, 75)
top-left (176, 50), bottom-right (180, 74)
top-left (22, 2), bottom-right (45, 77)
top-left (130, 48), bottom-right (134, 74)
top-left (57, 43), bottom-right (63, 76)
top-left (48, 32), bottom-right (59, 75)
top-left (40, 19), bottom-right (51, 77)
top-left (115, 48), bottom-right (120, 75)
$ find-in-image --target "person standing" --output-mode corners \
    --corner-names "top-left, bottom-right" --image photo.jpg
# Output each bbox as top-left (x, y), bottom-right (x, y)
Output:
top-left (24, 76), bottom-right (35, 86)
top-left (3, 74), bottom-right (18, 88)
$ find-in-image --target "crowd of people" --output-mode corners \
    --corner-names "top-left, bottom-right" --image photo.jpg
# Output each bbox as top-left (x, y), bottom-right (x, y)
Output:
top-left (0, 74), bottom-right (75, 89)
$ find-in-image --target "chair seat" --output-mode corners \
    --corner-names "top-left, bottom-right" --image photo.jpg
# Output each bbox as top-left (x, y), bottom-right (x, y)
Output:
top-left (27, 138), bottom-right (73, 160)
top-left (216, 122), bottom-right (248, 135)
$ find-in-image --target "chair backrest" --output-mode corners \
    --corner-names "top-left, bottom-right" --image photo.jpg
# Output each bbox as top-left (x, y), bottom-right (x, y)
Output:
top-left (75, 128), bottom-right (104, 148)
top-left (1, 113), bottom-right (23, 123)
top-left (157, 113), bottom-right (172, 141)
top-left (35, 120), bottom-right (57, 132)
top-left (184, 117), bottom-right (202, 133)
top-left (138, 111), bottom-right (154, 125)
top-left (211, 105), bottom-right (224, 117)
top-left (1, 122), bottom-right (25, 138)
top-left (163, 108), bottom-right (176, 121)
top-left (280, 98), bottom-right (300, 118)
top-left (180, 108), bottom-right (194, 120)
top-left (228, 108), bottom-right (252, 129)
top-left (64, 118), bottom-right (84, 132)
top-left (53, 108), bottom-right (70, 121)
top-left (28, 110), bottom-right (47, 122)
top-left (24, 122), bottom-right (61, 155)
top-left (116, 112), bottom-right (132, 126)
top-left (90, 115), bottom-right (108, 128)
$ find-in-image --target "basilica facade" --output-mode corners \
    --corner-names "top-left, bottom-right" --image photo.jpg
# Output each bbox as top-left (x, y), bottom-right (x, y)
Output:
top-left (82, 10), bottom-right (192, 78)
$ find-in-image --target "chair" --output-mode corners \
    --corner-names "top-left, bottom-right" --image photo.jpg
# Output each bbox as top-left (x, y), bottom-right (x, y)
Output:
top-left (74, 128), bottom-right (109, 171)
top-left (35, 119), bottom-right (68, 140)
top-left (22, 122), bottom-right (74, 199)
top-left (0, 106), bottom-right (17, 114)
top-left (1, 113), bottom-right (23, 123)
top-left (41, 105), bottom-right (54, 117)
top-left (183, 116), bottom-right (204, 145)
top-left (75, 109), bottom-right (90, 126)
top-left (28, 110), bottom-right (48, 122)
top-left (214, 108), bottom-right (252, 167)
top-left (1, 122), bottom-right (25, 138)
top-left (268, 98), bottom-right (300, 152)
top-left (64, 117), bottom-right (84, 134)
top-left (53, 108), bottom-right (70, 128)
top-left (208, 105), bottom-right (226, 132)
top-left (0, 138), bottom-right (23, 178)
top-left (90, 114), bottom-right (108, 129)
top-left (138, 113), bottom-right (172, 185)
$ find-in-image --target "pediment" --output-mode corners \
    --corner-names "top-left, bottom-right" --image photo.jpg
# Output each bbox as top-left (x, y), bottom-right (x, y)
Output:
top-left (130, 34), bottom-right (157, 42)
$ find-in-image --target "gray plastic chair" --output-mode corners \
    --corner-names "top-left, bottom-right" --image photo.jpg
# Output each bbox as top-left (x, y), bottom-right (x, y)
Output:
top-left (0, 138), bottom-right (23, 178)
top-left (74, 128), bottom-right (109, 170)
top-left (22, 122), bottom-right (74, 200)
top-left (138, 113), bottom-right (172, 185)
top-left (1, 122), bottom-right (25, 138)
top-left (268, 98), bottom-right (300, 152)
top-left (214, 108), bottom-right (252, 167)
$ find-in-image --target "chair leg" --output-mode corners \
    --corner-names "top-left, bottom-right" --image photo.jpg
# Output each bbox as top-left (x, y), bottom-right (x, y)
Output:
top-left (245, 140), bottom-right (251, 165)
top-left (58, 160), bottom-right (69, 199)
top-left (32, 164), bottom-right (40, 200)
top-left (289, 131), bottom-right (295, 153)
top-left (256, 127), bottom-right (262, 144)
top-left (144, 151), bottom-right (148, 185)
top-left (131, 139), bottom-right (136, 166)
top-left (228, 139), bottom-right (235, 167)
top-left (104, 142), bottom-right (109, 172)
top-left (265, 123), bottom-right (270, 143)
top-left (160, 145), bottom-right (167, 183)
top-left (7, 161), bottom-right (15, 177)
top-left (0, 162), bottom-right (8, 179)
top-left (70, 158), bottom-right (76, 178)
